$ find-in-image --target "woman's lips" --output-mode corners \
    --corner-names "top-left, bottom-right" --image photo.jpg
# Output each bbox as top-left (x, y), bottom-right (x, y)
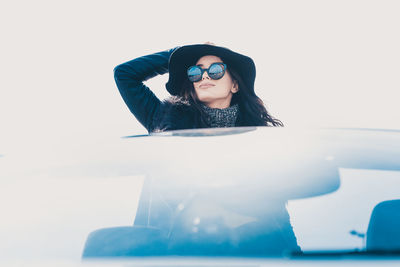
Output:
top-left (199, 83), bottom-right (215, 89)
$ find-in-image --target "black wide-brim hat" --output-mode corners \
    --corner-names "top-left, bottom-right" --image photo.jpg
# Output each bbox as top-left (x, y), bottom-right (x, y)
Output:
top-left (166, 44), bottom-right (256, 96)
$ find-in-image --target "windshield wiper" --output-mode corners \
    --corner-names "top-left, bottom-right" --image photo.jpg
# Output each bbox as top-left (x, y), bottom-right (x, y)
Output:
top-left (291, 250), bottom-right (400, 258)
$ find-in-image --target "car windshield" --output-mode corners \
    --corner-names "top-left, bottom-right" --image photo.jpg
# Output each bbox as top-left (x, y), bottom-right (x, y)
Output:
top-left (2, 127), bottom-right (400, 264)
top-left (81, 127), bottom-right (400, 258)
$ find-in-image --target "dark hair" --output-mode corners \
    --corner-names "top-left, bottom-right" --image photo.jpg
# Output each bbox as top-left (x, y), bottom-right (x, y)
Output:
top-left (179, 78), bottom-right (210, 128)
top-left (179, 65), bottom-right (283, 127)
top-left (228, 67), bottom-right (283, 127)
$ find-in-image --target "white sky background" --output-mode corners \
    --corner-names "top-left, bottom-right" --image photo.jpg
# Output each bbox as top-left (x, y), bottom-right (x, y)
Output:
top-left (0, 0), bottom-right (399, 152)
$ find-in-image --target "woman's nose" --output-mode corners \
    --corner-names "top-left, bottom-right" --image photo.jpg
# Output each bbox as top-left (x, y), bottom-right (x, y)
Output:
top-left (202, 71), bottom-right (210, 80)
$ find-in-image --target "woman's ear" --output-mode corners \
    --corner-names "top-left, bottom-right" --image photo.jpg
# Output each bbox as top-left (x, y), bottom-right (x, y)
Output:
top-left (231, 80), bottom-right (239, 94)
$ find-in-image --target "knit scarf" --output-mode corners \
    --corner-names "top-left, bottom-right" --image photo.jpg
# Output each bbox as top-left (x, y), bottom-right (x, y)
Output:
top-left (201, 103), bottom-right (239, 127)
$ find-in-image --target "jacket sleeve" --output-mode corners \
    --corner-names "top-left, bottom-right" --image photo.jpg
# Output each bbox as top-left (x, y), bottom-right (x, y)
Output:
top-left (113, 48), bottom-right (177, 132)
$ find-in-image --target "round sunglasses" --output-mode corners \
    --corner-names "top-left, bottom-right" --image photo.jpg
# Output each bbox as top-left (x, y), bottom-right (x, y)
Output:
top-left (187, 63), bottom-right (227, 83)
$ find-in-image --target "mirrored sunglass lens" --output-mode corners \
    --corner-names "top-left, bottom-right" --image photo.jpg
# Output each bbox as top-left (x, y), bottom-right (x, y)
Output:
top-left (187, 66), bottom-right (202, 82)
top-left (209, 63), bottom-right (224, 79)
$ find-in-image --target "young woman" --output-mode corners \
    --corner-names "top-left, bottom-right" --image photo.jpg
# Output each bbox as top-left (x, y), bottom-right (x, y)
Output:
top-left (114, 44), bottom-right (282, 133)
top-left (113, 44), bottom-right (298, 256)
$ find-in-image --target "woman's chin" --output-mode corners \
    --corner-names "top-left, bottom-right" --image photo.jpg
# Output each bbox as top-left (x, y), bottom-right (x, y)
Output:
top-left (197, 93), bottom-right (223, 103)
top-left (197, 96), bottom-right (214, 104)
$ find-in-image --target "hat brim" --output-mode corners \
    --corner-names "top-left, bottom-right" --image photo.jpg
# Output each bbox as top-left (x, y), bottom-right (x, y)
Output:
top-left (166, 44), bottom-right (256, 96)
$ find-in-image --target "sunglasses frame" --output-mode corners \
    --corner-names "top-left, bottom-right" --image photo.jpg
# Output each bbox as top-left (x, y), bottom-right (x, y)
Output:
top-left (187, 62), bottom-right (227, 82)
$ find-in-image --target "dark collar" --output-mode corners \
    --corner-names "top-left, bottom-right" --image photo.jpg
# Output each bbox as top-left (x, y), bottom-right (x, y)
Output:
top-left (201, 103), bottom-right (239, 127)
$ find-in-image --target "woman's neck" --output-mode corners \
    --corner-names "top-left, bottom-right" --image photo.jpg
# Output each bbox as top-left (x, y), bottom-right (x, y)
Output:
top-left (203, 100), bottom-right (231, 109)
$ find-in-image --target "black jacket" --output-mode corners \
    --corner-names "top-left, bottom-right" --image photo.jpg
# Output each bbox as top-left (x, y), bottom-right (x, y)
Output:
top-left (114, 48), bottom-right (200, 133)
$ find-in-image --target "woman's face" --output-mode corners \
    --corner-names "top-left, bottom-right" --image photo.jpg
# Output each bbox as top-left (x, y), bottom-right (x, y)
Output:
top-left (192, 55), bottom-right (238, 109)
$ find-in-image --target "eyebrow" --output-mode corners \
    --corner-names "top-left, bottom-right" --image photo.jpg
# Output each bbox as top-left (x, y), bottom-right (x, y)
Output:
top-left (196, 62), bottom-right (223, 67)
